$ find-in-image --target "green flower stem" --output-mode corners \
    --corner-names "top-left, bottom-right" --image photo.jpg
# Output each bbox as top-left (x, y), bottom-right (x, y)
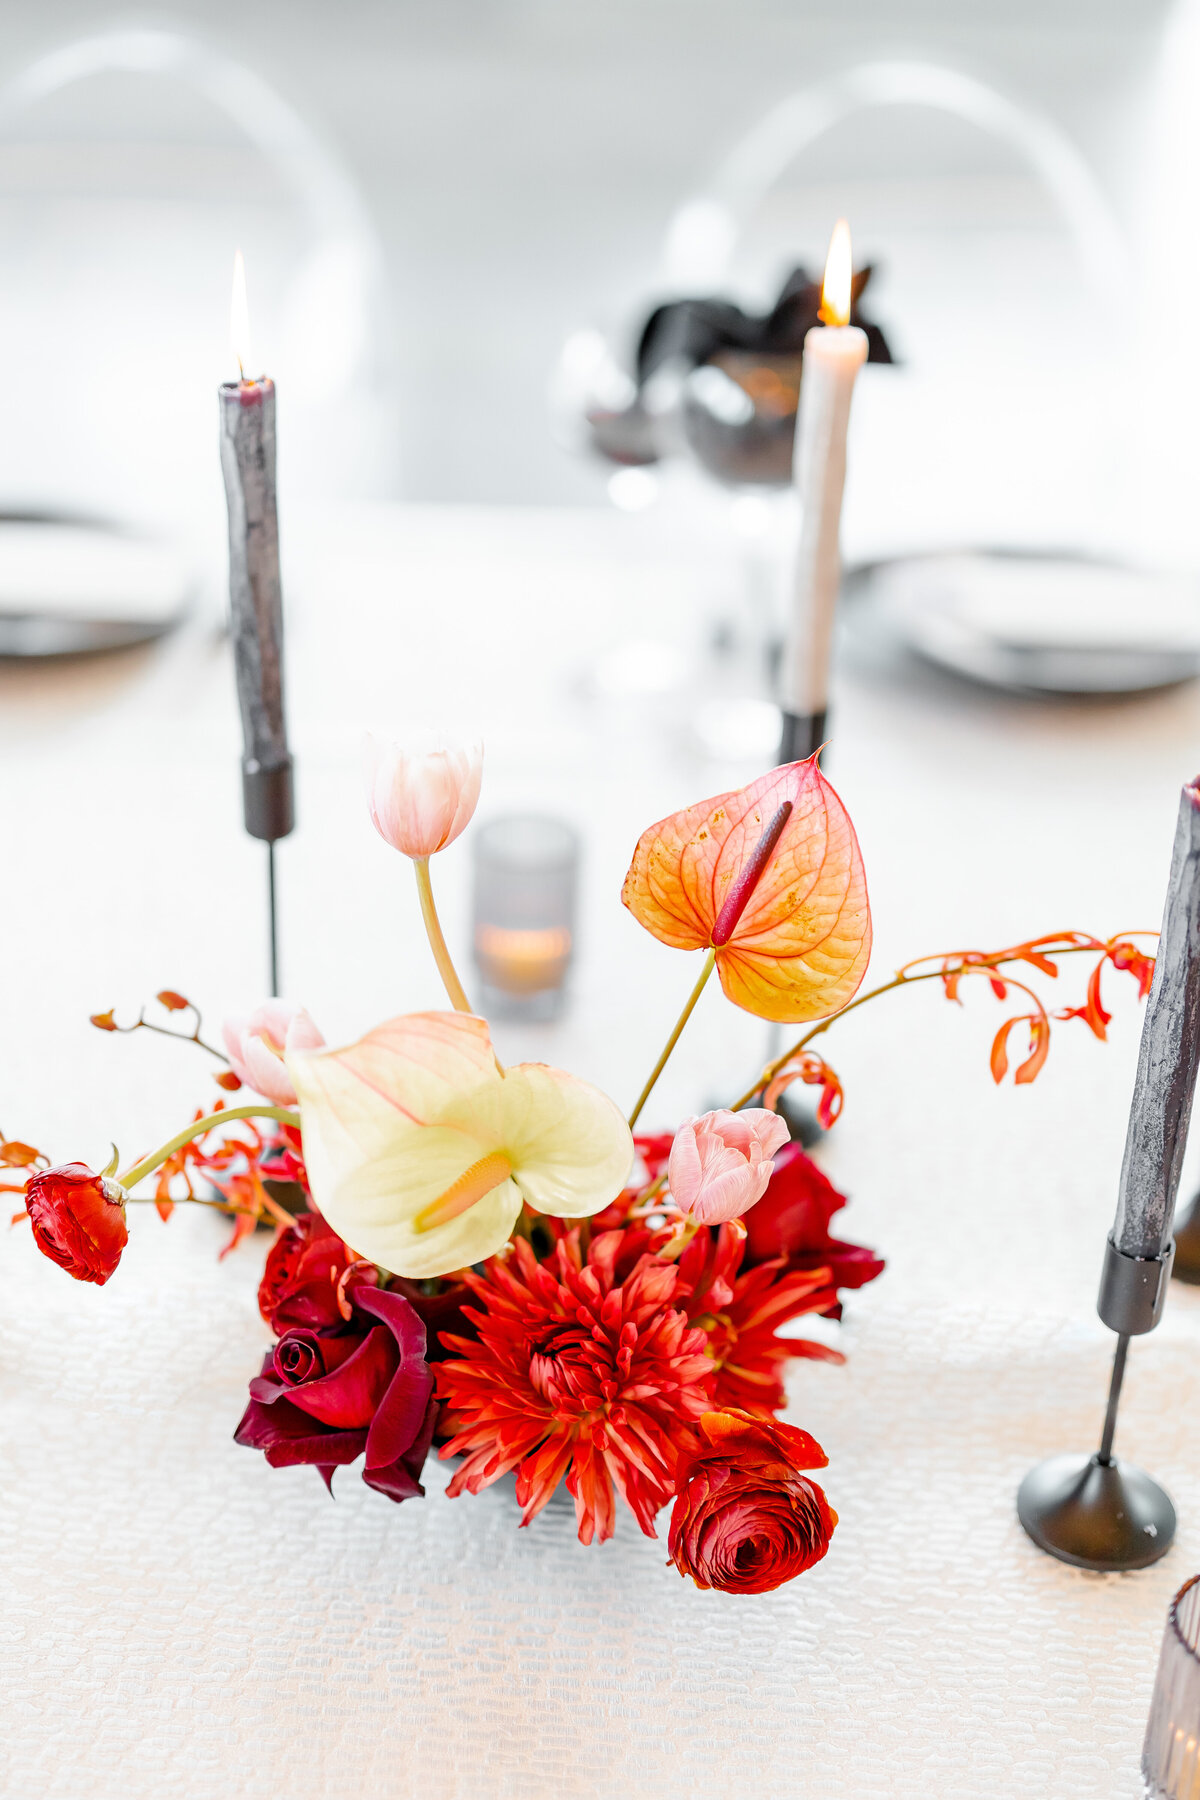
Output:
top-left (628, 949), bottom-right (717, 1129)
top-left (413, 856), bottom-right (473, 1014)
top-left (117, 1105), bottom-right (299, 1192)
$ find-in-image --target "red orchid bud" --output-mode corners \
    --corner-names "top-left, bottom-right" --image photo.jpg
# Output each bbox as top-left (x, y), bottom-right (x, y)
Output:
top-left (214, 1070), bottom-right (243, 1091)
top-left (0, 1140), bottom-right (43, 1168)
top-left (156, 990), bottom-right (190, 1012)
top-left (90, 1010), bottom-right (118, 1032)
top-left (24, 1163), bottom-right (128, 1285)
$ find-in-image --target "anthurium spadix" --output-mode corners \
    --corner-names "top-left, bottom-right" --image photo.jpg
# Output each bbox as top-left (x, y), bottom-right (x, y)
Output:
top-left (621, 757), bottom-right (871, 1024)
top-left (286, 1012), bottom-right (635, 1279)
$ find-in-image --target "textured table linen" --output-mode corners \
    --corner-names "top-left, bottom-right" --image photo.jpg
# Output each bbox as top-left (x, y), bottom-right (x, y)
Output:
top-left (3, 504), bottom-right (1200, 1800)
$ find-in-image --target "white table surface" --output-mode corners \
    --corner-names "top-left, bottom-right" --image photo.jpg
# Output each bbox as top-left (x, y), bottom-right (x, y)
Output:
top-left (4, 501), bottom-right (1200, 1800)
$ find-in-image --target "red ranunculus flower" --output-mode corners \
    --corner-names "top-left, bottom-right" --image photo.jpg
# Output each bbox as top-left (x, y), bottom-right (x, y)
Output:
top-left (260, 1208), bottom-right (472, 1362)
top-left (744, 1141), bottom-right (885, 1295)
top-left (668, 1408), bottom-right (837, 1594)
top-left (258, 1208), bottom-right (364, 1332)
top-left (235, 1283), bottom-right (437, 1501)
top-left (24, 1162), bottom-right (128, 1285)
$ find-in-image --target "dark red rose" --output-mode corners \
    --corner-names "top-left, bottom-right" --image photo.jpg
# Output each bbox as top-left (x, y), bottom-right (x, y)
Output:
top-left (744, 1141), bottom-right (884, 1294)
top-left (235, 1284), bottom-right (437, 1500)
top-left (258, 1209), bottom-right (368, 1333)
top-left (668, 1408), bottom-right (837, 1595)
top-left (24, 1163), bottom-right (128, 1285)
top-left (390, 1276), bottom-right (475, 1362)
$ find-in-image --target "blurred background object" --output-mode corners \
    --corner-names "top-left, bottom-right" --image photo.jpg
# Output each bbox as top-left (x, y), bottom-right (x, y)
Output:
top-left (0, 0), bottom-right (1172, 519)
top-left (0, 17), bottom-right (394, 643)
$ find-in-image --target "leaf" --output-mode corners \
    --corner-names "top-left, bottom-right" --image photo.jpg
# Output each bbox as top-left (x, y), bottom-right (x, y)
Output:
top-left (156, 990), bottom-right (190, 1013)
top-left (621, 757), bottom-right (871, 1023)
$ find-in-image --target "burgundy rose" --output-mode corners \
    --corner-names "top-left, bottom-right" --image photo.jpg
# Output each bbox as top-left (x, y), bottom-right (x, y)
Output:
top-left (235, 1284), bottom-right (437, 1500)
top-left (389, 1275), bottom-right (475, 1362)
top-left (744, 1141), bottom-right (884, 1294)
top-left (24, 1163), bottom-right (128, 1285)
top-left (668, 1408), bottom-right (837, 1595)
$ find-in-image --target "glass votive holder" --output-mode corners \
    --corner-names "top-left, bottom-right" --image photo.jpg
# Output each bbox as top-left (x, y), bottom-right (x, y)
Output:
top-left (1144, 1575), bottom-right (1200, 1799)
top-left (472, 815), bottom-right (579, 1021)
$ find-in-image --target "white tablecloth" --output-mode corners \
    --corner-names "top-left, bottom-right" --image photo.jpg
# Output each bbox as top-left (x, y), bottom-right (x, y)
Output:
top-left (4, 503), bottom-right (1200, 1799)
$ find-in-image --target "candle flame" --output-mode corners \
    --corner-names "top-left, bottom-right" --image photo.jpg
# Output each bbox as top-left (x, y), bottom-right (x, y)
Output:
top-left (819, 219), bottom-right (853, 328)
top-left (230, 249), bottom-right (251, 382)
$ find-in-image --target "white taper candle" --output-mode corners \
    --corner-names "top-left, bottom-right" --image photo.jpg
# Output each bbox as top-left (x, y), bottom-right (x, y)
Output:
top-left (779, 221), bottom-right (867, 756)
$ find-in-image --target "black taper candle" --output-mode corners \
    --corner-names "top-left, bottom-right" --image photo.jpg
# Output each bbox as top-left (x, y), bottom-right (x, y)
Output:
top-left (219, 376), bottom-right (294, 995)
top-left (1111, 778), bottom-right (1200, 1260)
top-left (1016, 780), bottom-right (1200, 1570)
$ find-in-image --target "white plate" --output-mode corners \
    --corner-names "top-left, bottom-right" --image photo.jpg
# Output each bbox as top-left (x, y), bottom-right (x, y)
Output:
top-left (0, 517), bottom-right (194, 656)
top-left (848, 552), bottom-right (1200, 695)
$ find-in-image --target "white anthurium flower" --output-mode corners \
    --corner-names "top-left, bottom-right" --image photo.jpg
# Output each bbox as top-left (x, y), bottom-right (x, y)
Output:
top-left (286, 1012), bottom-right (635, 1279)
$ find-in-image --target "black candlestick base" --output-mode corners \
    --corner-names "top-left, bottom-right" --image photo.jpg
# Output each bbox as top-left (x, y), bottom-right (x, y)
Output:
top-left (1171, 1193), bottom-right (1200, 1284)
top-left (242, 756), bottom-right (294, 843)
top-left (1017, 1452), bottom-right (1175, 1572)
top-left (777, 709), bottom-right (827, 765)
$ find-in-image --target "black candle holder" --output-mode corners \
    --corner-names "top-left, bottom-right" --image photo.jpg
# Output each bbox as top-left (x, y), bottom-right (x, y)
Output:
top-left (1018, 1236), bottom-right (1176, 1571)
top-left (778, 708), bottom-right (827, 767)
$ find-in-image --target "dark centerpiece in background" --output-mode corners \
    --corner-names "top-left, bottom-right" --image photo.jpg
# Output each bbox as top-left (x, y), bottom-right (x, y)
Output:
top-left (586, 262), bottom-right (893, 485)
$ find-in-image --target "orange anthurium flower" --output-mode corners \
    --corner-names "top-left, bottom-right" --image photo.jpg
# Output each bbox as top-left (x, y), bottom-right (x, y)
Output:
top-left (621, 757), bottom-right (871, 1023)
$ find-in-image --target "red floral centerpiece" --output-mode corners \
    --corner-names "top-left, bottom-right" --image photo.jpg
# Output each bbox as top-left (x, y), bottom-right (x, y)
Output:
top-left (9, 740), bottom-right (1155, 1594)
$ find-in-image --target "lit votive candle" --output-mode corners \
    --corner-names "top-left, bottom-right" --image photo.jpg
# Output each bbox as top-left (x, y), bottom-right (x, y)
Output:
top-left (472, 816), bottom-right (579, 1021)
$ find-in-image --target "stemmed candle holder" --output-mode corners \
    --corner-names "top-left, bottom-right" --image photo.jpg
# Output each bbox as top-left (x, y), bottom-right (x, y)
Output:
top-left (1017, 1237), bottom-right (1177, 1571)
top-left (1018, 777), bottom-right (1200, 1571)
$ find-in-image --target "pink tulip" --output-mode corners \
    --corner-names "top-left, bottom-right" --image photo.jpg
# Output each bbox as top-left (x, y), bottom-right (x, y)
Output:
top-left (667, 1108), bottom-right (791, 1226)
top-left (222, 1002), bottom-right (325, 1106)
top-left (366, 734), bottom-right (483, 859)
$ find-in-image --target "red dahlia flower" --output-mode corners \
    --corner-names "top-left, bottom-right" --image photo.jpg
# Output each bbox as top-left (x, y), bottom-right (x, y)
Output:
top-left (24, 1163), bottom-right (128, 1285)
top-left (437, 1231), bottom-right (715, 1544)
top-left (668, 1408), bottom-right (837, 1594)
